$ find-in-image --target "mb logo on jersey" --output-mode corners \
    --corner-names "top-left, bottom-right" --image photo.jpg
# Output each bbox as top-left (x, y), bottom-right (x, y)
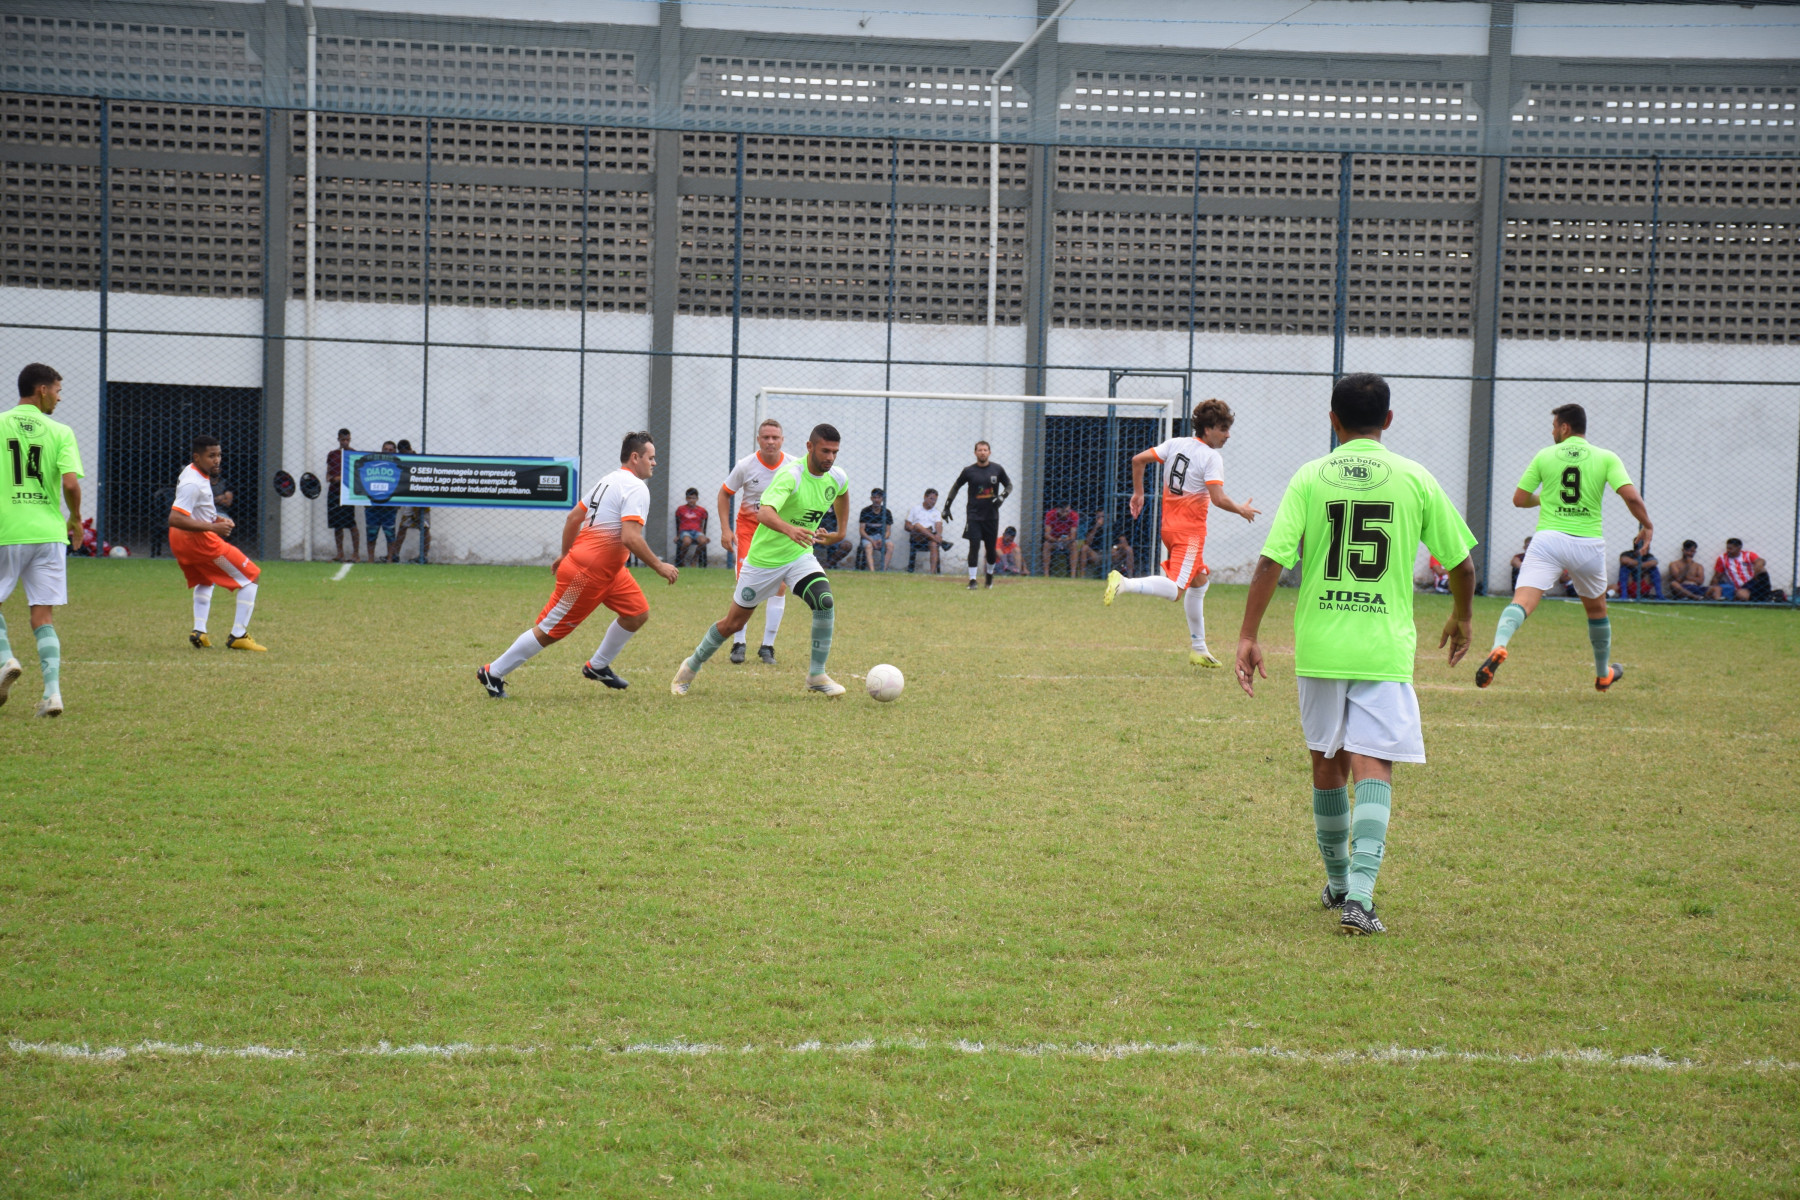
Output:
top-left (1557, 445), bottom-right (1589, 462)
top-left (14, 415), bottom-right (38, 436)
top-left (1319, 455), bottom-right (1391, 491)
top-left (356, 457), bottom-right (404, 503)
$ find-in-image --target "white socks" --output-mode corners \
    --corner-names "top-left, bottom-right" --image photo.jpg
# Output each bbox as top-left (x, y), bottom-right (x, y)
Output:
top-left (588, 620), bottom-right (633, 669)
top-left (492, 629), bottom-right (544, 677)
top-left (763, 595), bottom-right (785, 646)
top-left (231, 582), bottom-right (258, 639)
top-left (192, 584), bottom-right (214, 631)
top-left (1184, 581), bottom-right (1209, 650)
top-left (969, 566), bottom-right (979, 580)
top-left (1118, 574), bottom-right (1180, 601)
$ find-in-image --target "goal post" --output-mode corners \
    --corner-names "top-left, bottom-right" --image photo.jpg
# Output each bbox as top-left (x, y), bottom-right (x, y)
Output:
top-left (752, 386), bottom-right (1182, 578)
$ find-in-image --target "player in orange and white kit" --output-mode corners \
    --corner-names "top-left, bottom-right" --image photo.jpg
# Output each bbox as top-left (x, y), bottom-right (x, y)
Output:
top-left (716, 417), bottom-right (792, 665)
top-left (476, 430), bottom-right (678, 698)
top-left (169, 433), bottom-right (266, 651)
top-left (1103, 398), bottom-right (1259, 667)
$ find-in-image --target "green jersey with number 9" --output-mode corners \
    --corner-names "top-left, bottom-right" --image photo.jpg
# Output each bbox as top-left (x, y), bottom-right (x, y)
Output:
top-left (0, 403), bottom-right (83, 546)
top-left (1260, 438), bottom-right (1477, 682)
top-left (1517, 436), bottom-right (1630, 540)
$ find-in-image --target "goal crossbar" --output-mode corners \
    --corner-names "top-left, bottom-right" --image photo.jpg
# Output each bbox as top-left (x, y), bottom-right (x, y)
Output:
top-left (755, 386), bottom-right (1179, 426)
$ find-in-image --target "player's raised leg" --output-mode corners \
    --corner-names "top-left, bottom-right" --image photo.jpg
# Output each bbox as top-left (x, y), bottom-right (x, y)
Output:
top-left (169, 435), bottom-right (265, 652)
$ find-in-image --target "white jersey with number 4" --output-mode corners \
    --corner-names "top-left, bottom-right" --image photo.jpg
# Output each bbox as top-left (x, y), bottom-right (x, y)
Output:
top-left (721, 450), bottom-right (791, 512)
top-left (172, 464), bottom-right (220, 524)
top-left (580, 467), bottom-right (651, 535)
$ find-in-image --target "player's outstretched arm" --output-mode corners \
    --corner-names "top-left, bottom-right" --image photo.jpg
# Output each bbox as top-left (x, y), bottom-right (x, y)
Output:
top-left (996, 464), bottom-right (1013, 505)
top-left (62, 473), bottom-right (82, 547)
top-left (622, 521), bottom-right (678, 584)
top-left (1615, 484), bottom-right (1652, 550)
top-left (1206, 482), bottom-right (1259, 523)
top-left (716, 485), bottom-right (737, 552)
top-left (168, 507), bottom-right (231, 535)
top-left (1439, 556), bottom-right (1475, 667)
top-left (1512, 487), bottom-right (1540, 509)
top-left (1128, 448), bottom-right (1158, 519)
top-left (941, 473), bottom-right (965, 522)
top-left (1234, 555), bottom-right (1283, 697)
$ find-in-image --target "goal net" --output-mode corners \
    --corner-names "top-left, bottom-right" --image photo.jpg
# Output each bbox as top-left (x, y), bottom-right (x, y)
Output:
top-left (753, 387), bottom-right (1181, 577)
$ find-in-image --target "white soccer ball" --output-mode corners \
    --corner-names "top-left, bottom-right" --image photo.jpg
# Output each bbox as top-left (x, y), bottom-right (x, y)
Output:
top-left (866, 663), bottom-right (904, 703)
top-left (107, 545), bottom-right (129, 558)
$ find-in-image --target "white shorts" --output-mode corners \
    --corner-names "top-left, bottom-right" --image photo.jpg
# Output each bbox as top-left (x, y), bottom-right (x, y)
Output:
top-left (731, 556), bottom-right (821, 610)
top-left (1296, 677), bottom-right (1426, 764)
top-left (0, 542), bottom-right (68, 607)
top-left (1516, 529), bottom-right (1607, 600)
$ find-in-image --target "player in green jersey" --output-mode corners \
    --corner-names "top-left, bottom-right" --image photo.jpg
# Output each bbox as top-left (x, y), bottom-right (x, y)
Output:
top-left (1475, 403), bottom-right (1652, 693)
top-left (0, 363), bottom-right (84, 718)
top-left (672, 424), bottom-right (851, 697)
top-left (1235, 374), bottom-right (1476, 935)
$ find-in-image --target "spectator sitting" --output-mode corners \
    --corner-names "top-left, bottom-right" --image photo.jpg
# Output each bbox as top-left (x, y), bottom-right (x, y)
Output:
top-left (1618, 532), bottom-right (1661, 599)
top-left (857, 488), bottom-right (894, 571)
top-left (1510, 537), bottom-right (1531, 591)
top-left (1666, 539), bottom-right (1708, 601)
top-left (1041, 502), bottom-right (1080, 575)
top-left (1070, 508), bottom-right (1110, 578)
top-left (996, 525), bottom-right (1024, 574)
top-left (1710, 537), bottom-right (1773, 602)
top-left (364, 440), bottom-right (400, 562)
top-left (904, 487), bottom-right (952, 574)
top-left (816, 506), bottom-right (853, 569)
top-left (674, 487), bottom-right (710, 567)
top-left (1110, 525), bottom-right (1135, 577)
top-left (1417, 555), bottom-right (1450, 593)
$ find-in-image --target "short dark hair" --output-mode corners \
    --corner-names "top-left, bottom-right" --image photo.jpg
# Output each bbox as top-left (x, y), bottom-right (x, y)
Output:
top-left (684, 487), bottom-right (698, 497)
top-left (396, 439), bottom-right (413, 453)
top-left (1003, 525), bottom-right (1016, 537)
top-left (619, 430), bottom-right (653, 462)
top-left (1192, 398), bottom-right (1235, 437)
top-left (974, 440), bottom-right (990, 452)
top-left (1682, 539), bottom-right (1698, 551)
top-left (1551, 403), bottom-right (1587, 435)
top-left (924, 488), bottom-right (938, 497)
top-left (1727, 537), bottom-right (1743, 547)
top-left (17, 363), bottom-right (60, 398)
top-left (870, 488), bottom-right (884, 497)
top-left (192, 433), bottom-right (220, 453)
top-left (381, 441), bottom-right (398, 451)
top-left (337, 427), bottom-right (351, 438)
top-left (810, 423), bottom-right (841, 444)
top-left (1331, 373), bottom-right (1389, 434)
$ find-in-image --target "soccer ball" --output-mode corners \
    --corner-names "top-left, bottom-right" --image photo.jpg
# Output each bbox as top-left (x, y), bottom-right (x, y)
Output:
top-left (866, 663), bottom-right (904, 702)
top-left (107, 545), bottom-right (129, 558)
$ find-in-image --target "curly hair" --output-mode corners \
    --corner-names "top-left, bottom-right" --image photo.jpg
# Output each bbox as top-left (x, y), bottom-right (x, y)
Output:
top-left (1191, 398), bottom-right (1235, 437)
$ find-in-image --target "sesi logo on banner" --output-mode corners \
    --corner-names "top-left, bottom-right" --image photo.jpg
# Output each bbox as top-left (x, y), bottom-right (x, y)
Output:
top-left (357, 456), bottom-right (404, 503)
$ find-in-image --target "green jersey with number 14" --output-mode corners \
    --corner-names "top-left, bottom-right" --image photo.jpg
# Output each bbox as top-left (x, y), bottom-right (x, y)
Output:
top-left (0, 403), bottom-right (84, 546)
top-left (1518, 436), bottom-right (1630, 540)
top-left (1260, 438), bottom-right (1476, 682)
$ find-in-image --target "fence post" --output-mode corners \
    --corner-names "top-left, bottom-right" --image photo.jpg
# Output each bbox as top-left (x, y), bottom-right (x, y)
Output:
top-left (97, 96), bottom-right (111, 551)
top-left (1639, 155), bottom-right (1662, 493)
top-left (578, 124), bottom-right (590, 474)
top-left (729, 132), bottom-right (744, 473)
top-left (1465, 0), bottom-right (1515, 594)
top-left (1331, 151), bottom-right (1352, 450)
top-left (420, 115), bottom-right (432, 457)
top-left (883, 136), bottom-right (897, 503)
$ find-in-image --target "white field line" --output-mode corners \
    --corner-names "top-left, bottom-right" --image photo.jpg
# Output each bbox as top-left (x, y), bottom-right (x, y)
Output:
top-left (8, 1037), bottom-right (1796, 1073)
top-left (330, 562), bottom-right (354, 581)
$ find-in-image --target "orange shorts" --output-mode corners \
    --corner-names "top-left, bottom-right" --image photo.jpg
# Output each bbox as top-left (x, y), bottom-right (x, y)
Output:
top-left (735, 512), bottom-right (760, 576)
top-left (535, 558), bottom-right (647, 640)
top-left (1160, 519), bottom-right (1209, 588)
top-left (169, 529), bottom-right (261, 590)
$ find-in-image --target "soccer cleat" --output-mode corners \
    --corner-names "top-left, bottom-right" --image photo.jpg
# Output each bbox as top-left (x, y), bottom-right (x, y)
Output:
top-left (1474, 646), bottom-right (1507, 688)
top-left (476, 665), bottom-right (506, 699)
top-left (1596, 663), bottom-right (1625, 692)
top-left (582, 663), bottom-right (629, 690)
top-left (967, 578), bottom-right (977, 591)
top-left (806, 673), bottom-right (847, 697)
top-left (226, 634), bottom-right (267, 652)
top-left (1189, 648), bottom-right (1222, 668)
top-left (729, 640), bottom-right (746, 664)
top-left (1338, 899), bottom-right (1387, 936)
top-left (0, 657), bottom-right (21, 707)
top-left (35, 693), bottom-right (62, 719)
top-left (1103, 569), bottom-right (1123, 606)
top-left (984, 571), bottom-right (994, 589)
top-left (189, 631), bottom-right (212, 649)
top-left (671, 662), bottom-right (697, 696)
top-left (1321, 883), bottom-right (1347, 910)
top-left (758, 644), bottom-right (776, 666)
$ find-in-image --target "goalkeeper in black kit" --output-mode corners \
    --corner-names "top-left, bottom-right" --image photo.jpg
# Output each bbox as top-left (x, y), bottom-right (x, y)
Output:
top-left (944, 440), bottom-right (1012, 590)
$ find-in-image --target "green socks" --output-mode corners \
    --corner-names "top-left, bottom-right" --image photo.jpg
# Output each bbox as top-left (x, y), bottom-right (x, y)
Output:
top-left (1312, 786), bottom-right (1351, 894)
top-left (1347, 778), bottom-right (1392, 907)
top-left (0, 612), bottom-right (10, 663)
top-left (1588, 617), bottom-right (1612, 678)
top-left (1493, 602), bottom-right (1528, 649)
top-left (809, 606), bottom-right (834, 676)
top-left (34, 624), bottom-right (59, 697)
top-left (686, 623), bottom-right (727, 672)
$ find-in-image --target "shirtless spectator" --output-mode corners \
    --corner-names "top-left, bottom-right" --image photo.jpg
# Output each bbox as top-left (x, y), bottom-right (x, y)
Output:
top-left (1665, 539), bottom-right (1707, 601)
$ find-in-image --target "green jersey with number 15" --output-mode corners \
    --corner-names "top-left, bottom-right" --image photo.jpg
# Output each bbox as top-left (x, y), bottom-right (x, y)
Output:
top-left (1518, 436), bottom-right (1630, 540)
top-left (1260, 438), bottom-right (1476, 682)
top-left (0, 402), bottom-right (84, 546)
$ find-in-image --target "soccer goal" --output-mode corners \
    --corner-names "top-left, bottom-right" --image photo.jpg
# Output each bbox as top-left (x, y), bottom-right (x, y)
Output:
top-left (753, 387), bottom-right (1183, 577)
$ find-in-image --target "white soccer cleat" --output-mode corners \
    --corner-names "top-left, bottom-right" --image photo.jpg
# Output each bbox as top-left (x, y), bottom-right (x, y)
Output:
top-left (671, 662), bottom-right (697, 696)
top-left (806, 673), bottom-right (847, 697)
top-left (0, 657), bottom-right (21, 707)
top-left (35, 692), bottom-right (62, 718)
top-left (1104, 570), bottom-right (1123, 606)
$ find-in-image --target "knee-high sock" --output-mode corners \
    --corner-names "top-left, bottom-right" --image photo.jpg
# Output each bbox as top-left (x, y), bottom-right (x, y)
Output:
top-left (1492, 601), bottom-right (1528, 649)
top-left (1117, 574), bottom-right (1180, 601)
top-left (1347, 778), bottom-right (1393, 907)
top-left (763, 595), bottom-right (785, 646)
top-left (231, 581), bottom-right (258, 638)
top-left (968, 565), bottom-right (979, 580)
top-left (809, 606), bottom-right (834, 676)
top-left (1588, 616), bottom-right (1612, 677)
top-left (491, 629), bottom-right (544, 677)
top-left (193, 584), bottom-right (214, 632)
top-left (687, 623), bottom-right (727, 673)
top-left (588, 619), bottom-right (633, 669)
top-left (0, 612), bottom-right (11, 663)
top-left (1313, 785), bottom-right (1350, 893)
top-left (1183, 582), bottom-right (1210, 649)
top-left (33, 624), bottom-right (59, 697)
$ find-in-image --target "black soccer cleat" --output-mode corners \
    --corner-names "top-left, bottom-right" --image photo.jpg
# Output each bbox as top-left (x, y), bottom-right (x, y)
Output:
top-left (1320, 883), bottom-right (1347, 910)
top-left (758, 644), bottom-right (776, 666)
top-left (1338, 899), bottom-right (1387, 936)
top-left (1596, 663), bottom-right (1625, 692)
top-left (984, 571), bottom-right (994, 588)
top-left (1474, 646), bottom-right (1507, 689)
top-left (729, 641), bottom-right (746, 664)
top-left (476, 665), bottom-right (506, 699)
top-left (581, 663), bottom-right (629, 690)
top-left (967, 578), bottom-right (978, 591)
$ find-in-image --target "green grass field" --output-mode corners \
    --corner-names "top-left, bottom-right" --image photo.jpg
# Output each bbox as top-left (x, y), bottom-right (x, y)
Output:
top-left (3, 558), bottom-right (1797, 1197)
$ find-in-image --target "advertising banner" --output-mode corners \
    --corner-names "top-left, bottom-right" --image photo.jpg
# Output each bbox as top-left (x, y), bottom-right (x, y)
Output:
top-left (340, 452), bottom-right (579, 510)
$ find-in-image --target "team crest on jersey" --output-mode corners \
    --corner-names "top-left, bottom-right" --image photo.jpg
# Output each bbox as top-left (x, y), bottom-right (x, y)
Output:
top-left (1556, 445), bottom-right (1589, 462)
top-left (1319, 454), bottom-right (1391, 491)
top-left (14, 415), bottom-right (38, 435)
top-left (740, 585), bottom-right (756, 604)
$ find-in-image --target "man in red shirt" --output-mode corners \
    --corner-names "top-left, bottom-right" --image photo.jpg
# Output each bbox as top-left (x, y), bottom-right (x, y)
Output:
top-left (1709, 538), bottom-right (1772, 602)
top-left (1041, 503), bottom-right (1080, 576)
top-left (674, 487), bottom-right (709, 567)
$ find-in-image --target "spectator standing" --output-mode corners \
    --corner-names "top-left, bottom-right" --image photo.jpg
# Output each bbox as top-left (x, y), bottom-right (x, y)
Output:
top-left (390, 439), bottom-right (431, 564)
top-left (325, 427), bottom-right (358, 562)
top-left (904, 488), bottom-right (950, 574)
top-left (996, 526), bottom-right (1024, 575)
top-left (1666, 539), bottom-right (1707, 601)
top-left (1041, 502), bottom-right (1080, 575)
top-left (1618, 532), bottom-right (1660, 599)
top-left (1710, 538), bottom-right (1772, 602)
top-left (858, 489), bottom-right (894, 571)
top-left (364, 440), bottom-right (400, 562)
top-left (674, 488), bottom-right (710, 567)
